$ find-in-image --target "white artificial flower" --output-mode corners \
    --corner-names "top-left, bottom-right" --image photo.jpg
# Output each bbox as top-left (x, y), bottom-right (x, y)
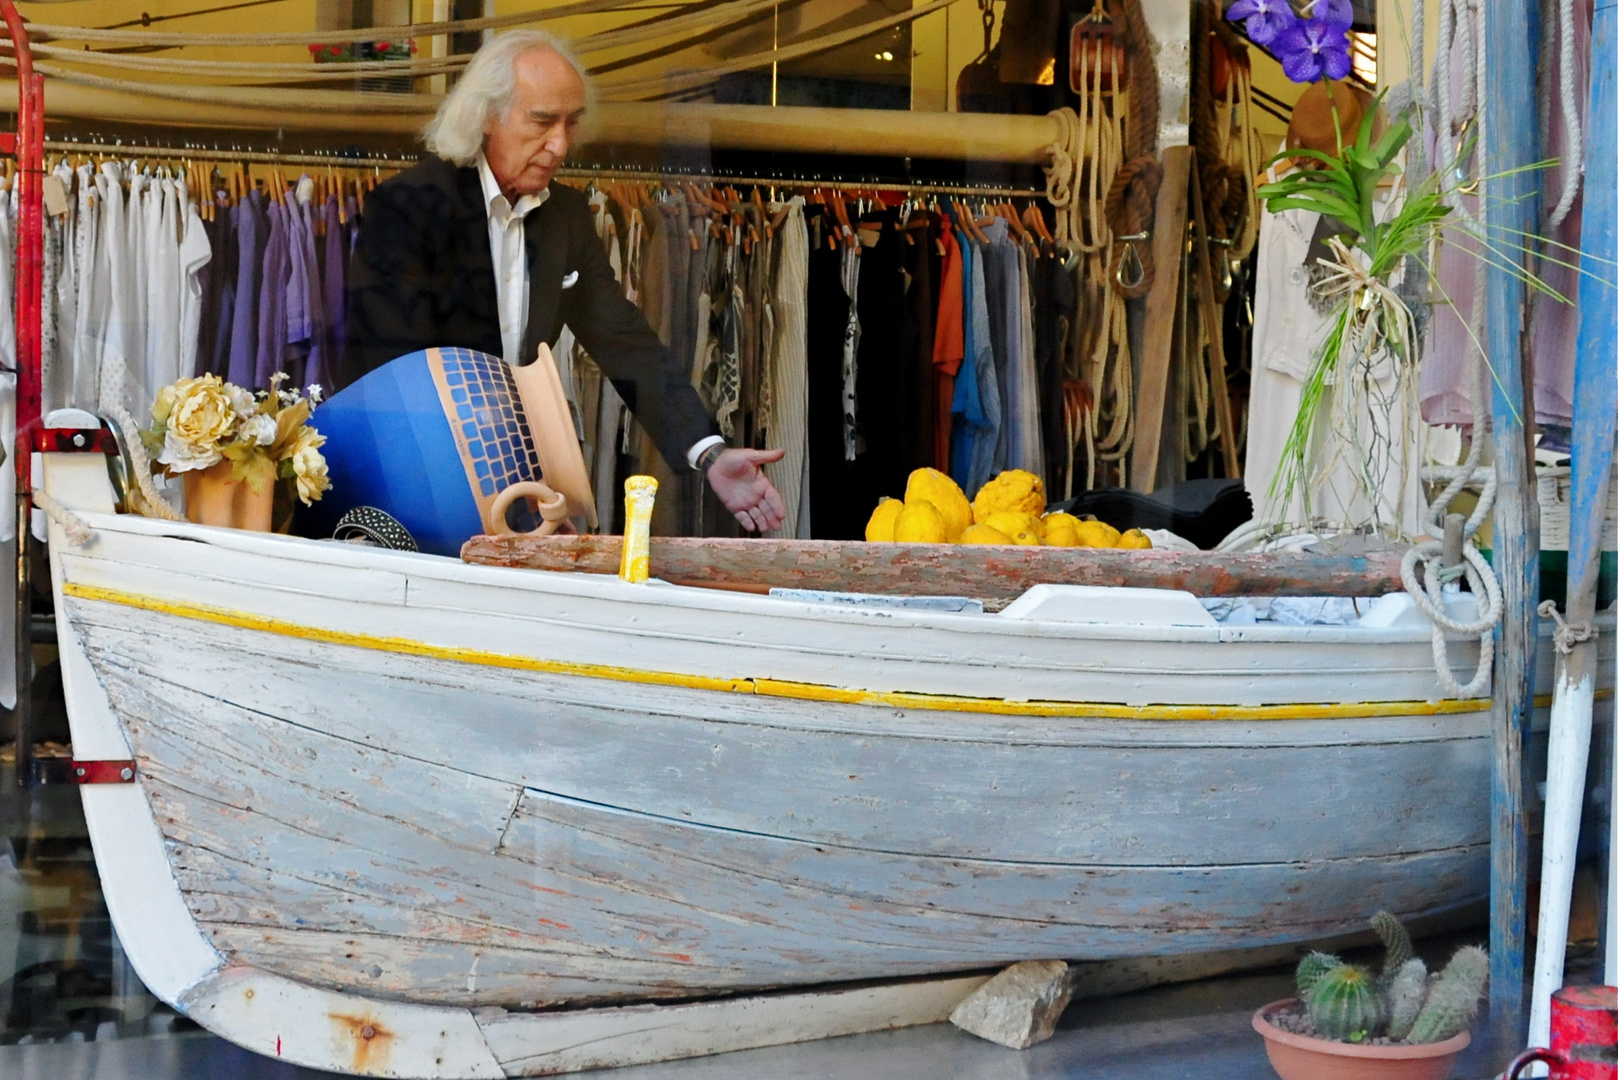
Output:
top-left (240, 412), bottom-right (277, 446)
top-left (278, 389), bottom-right (299, 406)
top-left (157, 429), bottom-right (223, 473)
top-left (306, 384), bottom-right (323, 404)
top-left (228, 385), bottom-right (257, 421)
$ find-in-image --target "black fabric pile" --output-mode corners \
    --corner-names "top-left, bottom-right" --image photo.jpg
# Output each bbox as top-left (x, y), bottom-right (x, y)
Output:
top-left (1048, 478), bottom-right (1253, 550)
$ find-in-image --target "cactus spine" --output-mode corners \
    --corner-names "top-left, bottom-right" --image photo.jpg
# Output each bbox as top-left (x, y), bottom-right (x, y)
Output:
top-left (1372, 910), bottom-right (1413, 983)
top-left (1383, 958), bottom-right (1428, 1041)
top-left (1306, 964), bottom-right (1387, 1041)
top-left (1406, 946), bottom-right (1488, 1044)
top-left (1296, 951), bottom-right (1344, 998)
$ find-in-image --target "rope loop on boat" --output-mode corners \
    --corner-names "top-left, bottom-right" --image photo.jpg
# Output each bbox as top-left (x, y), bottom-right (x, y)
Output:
top-left (1400, 537), bottom-right (1502, 698)
top-left (32, 489), bottom-right (91, 546)
top-left (1537, 599), bottom-right (1594, 655)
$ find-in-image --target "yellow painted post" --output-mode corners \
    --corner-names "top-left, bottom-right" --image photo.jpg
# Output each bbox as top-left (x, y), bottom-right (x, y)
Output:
top-left (619, 475), bottom-right (658, 584)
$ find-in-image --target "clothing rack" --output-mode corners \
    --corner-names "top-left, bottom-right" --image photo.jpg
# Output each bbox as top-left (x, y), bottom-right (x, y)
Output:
top-left (39, 138), bottom-right (1046, 199)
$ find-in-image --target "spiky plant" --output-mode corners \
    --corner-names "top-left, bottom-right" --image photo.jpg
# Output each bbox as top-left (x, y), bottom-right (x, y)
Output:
top-left (1288, 913), bottom-right (1487, 1045)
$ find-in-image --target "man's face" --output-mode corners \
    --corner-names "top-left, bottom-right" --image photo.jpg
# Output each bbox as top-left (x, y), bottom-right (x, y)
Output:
top-left (484, 47), bottom-right (587, 199)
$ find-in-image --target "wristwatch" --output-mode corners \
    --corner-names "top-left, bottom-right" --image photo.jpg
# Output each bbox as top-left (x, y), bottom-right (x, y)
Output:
top-left (694, 441), bottom-right (727, 474)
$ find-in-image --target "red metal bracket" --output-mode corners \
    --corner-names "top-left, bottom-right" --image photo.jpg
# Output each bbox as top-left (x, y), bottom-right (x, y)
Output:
top-left (71, 760), bottom-right (137, 784)
top-left (0, 133), bottom-right (15, 157)
top-left (37, 428), bottom-right (119, 455)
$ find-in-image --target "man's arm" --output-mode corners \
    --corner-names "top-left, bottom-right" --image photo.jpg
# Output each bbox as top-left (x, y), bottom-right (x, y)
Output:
top-left (556, 206), bottom-right (717, 469)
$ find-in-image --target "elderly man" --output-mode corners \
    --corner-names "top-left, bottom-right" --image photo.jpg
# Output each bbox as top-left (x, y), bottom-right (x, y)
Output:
top-left (342, 31), bottom-right (785, 533)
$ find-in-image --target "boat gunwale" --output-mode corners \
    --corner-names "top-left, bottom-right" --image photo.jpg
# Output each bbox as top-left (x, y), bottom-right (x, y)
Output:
top-left (55, 507), bottom-right (1566, 651)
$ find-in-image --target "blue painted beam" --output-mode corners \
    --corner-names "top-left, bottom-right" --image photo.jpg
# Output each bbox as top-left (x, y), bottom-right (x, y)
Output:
top-left (1483, 0), bottom-right (1541, 1062)
top-left (1573, 0), bottom-right (1618, 992)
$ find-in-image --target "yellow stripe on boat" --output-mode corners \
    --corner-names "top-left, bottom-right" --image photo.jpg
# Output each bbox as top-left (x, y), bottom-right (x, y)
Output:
top-left (61, 581), bottom-right (1517, 721)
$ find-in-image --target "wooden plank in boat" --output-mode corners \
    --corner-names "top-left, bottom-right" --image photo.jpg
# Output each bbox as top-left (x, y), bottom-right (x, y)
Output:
top-left (460, 535), bottom-right (1407, 599)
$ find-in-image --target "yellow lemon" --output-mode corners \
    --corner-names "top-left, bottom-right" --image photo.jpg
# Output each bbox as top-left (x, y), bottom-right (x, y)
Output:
top-left (960, 523), bottom-right (1014, 544)
top-left (1073, 519), bottom-right (1122, 548)
top-left (981, 511), bottom-right (1043, 546)
top-left (1042, 512), bottom-right (1082, 532)
top-left (971, 469), bottom-right (1046, 523)
top-left (1118, 527), bottom-right (1153, 550)
top-left (1044, 523), bottom-right (1081, 547)
top-left (905, 468), bottom-right (972, 541)
top-left (864, 497), bottom-right (904, 542)
top-left (894, 499), bottom-right (949, 544)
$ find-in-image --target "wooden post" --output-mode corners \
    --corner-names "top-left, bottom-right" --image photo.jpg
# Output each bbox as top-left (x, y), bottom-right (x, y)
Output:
top-left (1483, 0), bottom-right (1541, 1060)
top-left (1131, 145), bottom-right (1193, 494)
top-left (1528, 0), bottom-right (1616, 1036)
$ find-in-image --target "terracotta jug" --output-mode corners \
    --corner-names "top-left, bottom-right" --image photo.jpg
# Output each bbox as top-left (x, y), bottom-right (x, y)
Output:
top-left (183, 460), bottom-right (274, 532)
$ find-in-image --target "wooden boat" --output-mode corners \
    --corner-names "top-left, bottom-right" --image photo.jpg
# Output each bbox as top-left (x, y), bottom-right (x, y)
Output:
top-left (39, 453), bottom-right (1612, 1077)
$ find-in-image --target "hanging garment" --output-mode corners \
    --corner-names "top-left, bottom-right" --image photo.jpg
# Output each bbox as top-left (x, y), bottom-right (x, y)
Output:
top-left (317, 194), bottom-right (346, 389)
top-left (854, 209), bottom-right (908, 506)
top-left (177, 188), bottom-right (212, 388)
top-left (46, 160), bottom-right (76, 415)
top-left (806, 207), bottom-right (858, 538)
top-left (70, 163), bottom-right (101, 409)
top-left (899, 210), bottom-right (940, 477)
top-left (95, 162), bottom-right (133, 414)
top-left (1037, 241), bottom-right (1076, 496)
top-left (932, 225), bottom-right (965, 473)
top-left (1010, 240), bottom-right (1045, 480)
top-left (766, 197), bottom-right (810, 538)
top-left (978, 217), bottom-right (1019, 477)
top-left (255, 196), bottom-right (290, 389)
top-left (961, 234), bottom-right (1003, 497)
top-left (839, 231), bottom-right (862, 462)
top-left (1247, 203), bottom-right (1423, 532)
top-left (226, 189), bottom-right (265, 389)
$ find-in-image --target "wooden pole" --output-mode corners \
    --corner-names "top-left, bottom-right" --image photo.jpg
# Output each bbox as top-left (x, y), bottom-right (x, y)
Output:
top-left (1528, 0), bottom-right (1617, 1044)
top-left (1130, 145), bottom-right (1193, 493)
top-left (0, 80), bottom-right (1062, 164)
top-left (1483, 0), bottom-right (1541, 1060)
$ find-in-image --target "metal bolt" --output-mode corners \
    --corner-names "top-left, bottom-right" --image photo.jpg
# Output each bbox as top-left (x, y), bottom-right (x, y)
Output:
top-left (120, 767), bottom-right (133, 781)
top-left (75, 766), bottom-right (85, 777)
top-left (361, 1025), bottom-right (376, 1040)
top-left (72, 433), bottom-right (85, 447)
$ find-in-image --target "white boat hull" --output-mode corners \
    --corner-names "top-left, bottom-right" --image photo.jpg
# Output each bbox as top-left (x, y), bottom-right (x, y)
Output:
top-left (40, 455), bottom-right (1611, 1076)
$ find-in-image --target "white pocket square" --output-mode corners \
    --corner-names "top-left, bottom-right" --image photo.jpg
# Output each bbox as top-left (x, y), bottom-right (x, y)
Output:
top-left (561, 271), bottom-right (580, 289)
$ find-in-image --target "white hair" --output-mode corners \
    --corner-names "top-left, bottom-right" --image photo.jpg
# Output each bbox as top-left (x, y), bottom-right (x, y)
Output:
top-left (423, 30), bottom-right (593, 167)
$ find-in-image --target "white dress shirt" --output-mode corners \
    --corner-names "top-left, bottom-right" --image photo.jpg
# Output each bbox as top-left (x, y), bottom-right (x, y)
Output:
top-left (476, 153), bottom-right (549, 367)
top-left (477, 154), bottom-right (722, 470)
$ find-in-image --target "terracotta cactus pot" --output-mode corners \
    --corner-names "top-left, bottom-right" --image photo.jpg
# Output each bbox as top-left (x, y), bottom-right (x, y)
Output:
top-left (1253, 999), bottom-right (1471, 1080)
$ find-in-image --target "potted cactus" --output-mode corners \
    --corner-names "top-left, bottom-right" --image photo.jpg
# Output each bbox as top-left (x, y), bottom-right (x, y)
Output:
top-left (1252, 911), bottom-right (1488, 1080)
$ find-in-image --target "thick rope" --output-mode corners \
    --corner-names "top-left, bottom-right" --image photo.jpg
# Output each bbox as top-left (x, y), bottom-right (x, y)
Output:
top-left (1547, 0), bottom-right (1583, 227)
top-left (1400, 535), bottom-right (1502, 697)
top-left (1103, 0), bottom-right (1161, 300)
top-left (1538, 599), bottom-right (1594, 655)
top-left (32, 488), bottom-right (91, 546)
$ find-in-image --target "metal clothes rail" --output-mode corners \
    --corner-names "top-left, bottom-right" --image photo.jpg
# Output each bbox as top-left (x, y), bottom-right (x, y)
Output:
top-left (37, 139), bottom-right (1046, 198)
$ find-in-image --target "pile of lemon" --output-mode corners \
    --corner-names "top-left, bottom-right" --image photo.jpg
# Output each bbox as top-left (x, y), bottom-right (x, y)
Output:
top-left (865, 468), bottom-right (1152, 549)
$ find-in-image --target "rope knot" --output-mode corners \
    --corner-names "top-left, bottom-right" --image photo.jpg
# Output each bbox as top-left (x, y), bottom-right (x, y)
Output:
top-left (1537, 599), bottom-right (1594, 655)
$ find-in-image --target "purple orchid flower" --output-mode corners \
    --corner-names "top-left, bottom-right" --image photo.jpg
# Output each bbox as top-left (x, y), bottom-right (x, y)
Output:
top-left (1305, 0), bottom-right (1355, 30)
top-left (1226, 0), bottom-right (1298, 47)
top-left (1274, 17), bottom-right (1353, 83)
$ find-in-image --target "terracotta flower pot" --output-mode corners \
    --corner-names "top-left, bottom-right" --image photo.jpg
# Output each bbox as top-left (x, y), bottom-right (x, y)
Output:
top-left (183, 460), bottom-right (273, 532)
top-left (1253, 999), bottom-right (1471, 1080)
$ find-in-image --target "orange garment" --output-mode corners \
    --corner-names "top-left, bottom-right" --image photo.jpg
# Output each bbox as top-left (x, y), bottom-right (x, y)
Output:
top-left (931, 224), bottom-right (965, 471)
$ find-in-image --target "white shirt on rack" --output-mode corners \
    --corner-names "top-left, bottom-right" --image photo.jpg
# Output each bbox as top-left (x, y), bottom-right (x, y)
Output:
top-left (476, 152), bottom-right (548, 368)
top-left (475, 153), bottom-right (722, 470)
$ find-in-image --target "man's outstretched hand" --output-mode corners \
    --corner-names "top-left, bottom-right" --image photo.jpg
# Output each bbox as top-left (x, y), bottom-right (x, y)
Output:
top-left (707, 448), bottom-right (787, 534)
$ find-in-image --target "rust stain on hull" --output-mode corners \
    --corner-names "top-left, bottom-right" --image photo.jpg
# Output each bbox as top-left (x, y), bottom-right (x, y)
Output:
top-left (329, 1011), bottom-right (394, 1075)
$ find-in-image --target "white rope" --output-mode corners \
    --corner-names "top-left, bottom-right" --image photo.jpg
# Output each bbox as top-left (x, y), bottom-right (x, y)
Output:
top-left (1547, 0), bottom-right (1583, 227)
top-left (97, 362), bottom-right (184, 523)
top-left (31, 488), bottom-right (91, 546)
top-left (1538, 599), bottom-right (1595, 654)
top-left (1400, 535), bottom-right (1502, 697)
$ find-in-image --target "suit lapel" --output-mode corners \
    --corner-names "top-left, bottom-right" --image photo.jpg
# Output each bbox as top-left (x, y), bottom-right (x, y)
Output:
top-left (520, 195), bottom-right (567, 364)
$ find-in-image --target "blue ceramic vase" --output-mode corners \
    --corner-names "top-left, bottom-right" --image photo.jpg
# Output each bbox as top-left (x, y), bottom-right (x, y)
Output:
top-left (304, 347), bottom-right (542, 556)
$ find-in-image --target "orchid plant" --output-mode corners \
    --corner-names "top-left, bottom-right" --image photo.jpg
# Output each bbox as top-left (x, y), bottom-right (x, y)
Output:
top-left (1227, 0), bottom-right (1458, 533)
